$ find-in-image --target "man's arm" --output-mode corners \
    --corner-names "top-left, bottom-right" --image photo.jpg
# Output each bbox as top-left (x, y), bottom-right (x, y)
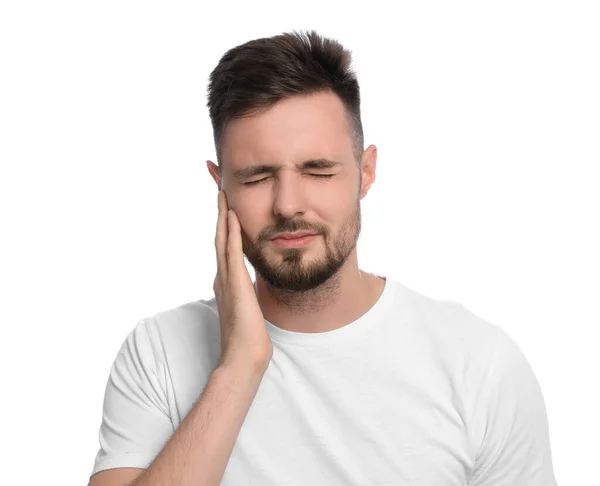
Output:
top-left (468, 327), bottom-right (558, 485)
top-left (130, 362), bottom-right (265, 486)
top-left (87, 317), bottom-right (267, 486)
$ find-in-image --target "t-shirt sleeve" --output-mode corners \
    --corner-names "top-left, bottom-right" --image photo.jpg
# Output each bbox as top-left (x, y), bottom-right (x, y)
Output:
top-left (468, 327), bottom-right (558, 485)
top-left (90, 318), bottom-right (175, 479)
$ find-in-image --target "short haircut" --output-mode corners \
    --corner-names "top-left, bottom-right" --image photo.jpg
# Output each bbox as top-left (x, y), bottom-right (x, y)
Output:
top-left (206, 29), bottom-right (364, 175)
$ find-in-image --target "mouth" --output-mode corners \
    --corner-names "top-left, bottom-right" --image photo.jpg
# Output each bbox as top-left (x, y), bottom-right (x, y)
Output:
top-left (271, 234), bottom-right (318, 248)
top-left (271, 231), bottom-right (316, 240)
top-left (270, 232), bottom-right (317, 240)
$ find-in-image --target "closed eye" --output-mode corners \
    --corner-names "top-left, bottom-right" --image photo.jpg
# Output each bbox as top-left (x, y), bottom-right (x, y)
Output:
top-left (243, 174), bottom-right (335, 186)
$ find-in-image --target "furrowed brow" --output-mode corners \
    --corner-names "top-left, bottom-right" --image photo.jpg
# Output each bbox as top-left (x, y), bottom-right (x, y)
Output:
top-left (233, 158), bottom-right (342, 180)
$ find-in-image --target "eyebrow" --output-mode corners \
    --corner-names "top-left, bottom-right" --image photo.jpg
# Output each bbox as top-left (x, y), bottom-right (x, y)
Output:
top-left (233, 158), bottom-right (343, 180)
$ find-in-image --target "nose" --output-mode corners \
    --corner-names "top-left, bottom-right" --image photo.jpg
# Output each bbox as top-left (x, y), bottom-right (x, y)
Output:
top-left (271, 170), bottom-right (309, 220)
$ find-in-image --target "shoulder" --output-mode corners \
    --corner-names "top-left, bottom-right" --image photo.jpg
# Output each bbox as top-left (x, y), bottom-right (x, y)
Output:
top-left (391, 280), bottom-right (502, 358)
top-left (116, 297), bottom-right (221, 380)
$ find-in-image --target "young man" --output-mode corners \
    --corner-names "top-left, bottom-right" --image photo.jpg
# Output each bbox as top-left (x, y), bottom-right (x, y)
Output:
top-left (89, 30), bottom-right (557, 486)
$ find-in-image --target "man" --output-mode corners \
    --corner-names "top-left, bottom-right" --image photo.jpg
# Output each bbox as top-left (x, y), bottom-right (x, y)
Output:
top-left (88, 30), bottom-right (558, 485)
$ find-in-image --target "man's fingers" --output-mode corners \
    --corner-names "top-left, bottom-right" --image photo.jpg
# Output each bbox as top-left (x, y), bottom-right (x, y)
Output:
top-left (215, 190), bottom-right (228, 281)
top-left (227, 209), bottom-right (246, 282)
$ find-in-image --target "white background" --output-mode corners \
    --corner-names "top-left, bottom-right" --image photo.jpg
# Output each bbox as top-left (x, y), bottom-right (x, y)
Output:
top-left (1, 1), bottom-right (598, 484)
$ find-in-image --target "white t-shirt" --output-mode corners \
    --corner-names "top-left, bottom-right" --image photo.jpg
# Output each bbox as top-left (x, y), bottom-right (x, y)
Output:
top-left (90, 275), bottom-right (557, 485)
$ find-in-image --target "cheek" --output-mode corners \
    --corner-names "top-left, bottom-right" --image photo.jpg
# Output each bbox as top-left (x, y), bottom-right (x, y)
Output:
top-left (231, 208), bottom-right (259, 239)
top-left (321, 189), bottom-right (354, 214)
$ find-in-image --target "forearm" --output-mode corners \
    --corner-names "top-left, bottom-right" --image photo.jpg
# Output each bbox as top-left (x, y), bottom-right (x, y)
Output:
top-left (131, 363), bottom-right (265, 486)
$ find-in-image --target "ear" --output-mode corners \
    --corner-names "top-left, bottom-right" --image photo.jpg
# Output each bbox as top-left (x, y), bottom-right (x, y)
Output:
top-left (206, 160), bottom-right (222, 189)
top-left (359, 144), bottom-right (377, 200)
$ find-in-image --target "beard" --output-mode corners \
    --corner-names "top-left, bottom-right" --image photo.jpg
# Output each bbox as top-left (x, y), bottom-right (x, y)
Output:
top-left (240, 197), bottom-right (362, 293)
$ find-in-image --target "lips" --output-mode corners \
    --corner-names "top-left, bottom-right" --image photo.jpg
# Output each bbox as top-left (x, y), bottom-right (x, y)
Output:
top-left (271, 232), bottom-right (316, 240)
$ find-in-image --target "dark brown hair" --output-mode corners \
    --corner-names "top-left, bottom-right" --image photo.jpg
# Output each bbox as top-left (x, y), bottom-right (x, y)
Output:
top-left (206, 29), bottom-right (364, 175)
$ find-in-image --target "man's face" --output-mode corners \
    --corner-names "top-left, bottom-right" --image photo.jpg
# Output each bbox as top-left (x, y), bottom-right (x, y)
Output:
top-left (218, 91), bottom-right (370, 292)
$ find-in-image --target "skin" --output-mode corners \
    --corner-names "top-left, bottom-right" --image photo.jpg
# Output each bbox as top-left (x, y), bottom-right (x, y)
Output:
top-left (207, 90), bottom-right (385, 333)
